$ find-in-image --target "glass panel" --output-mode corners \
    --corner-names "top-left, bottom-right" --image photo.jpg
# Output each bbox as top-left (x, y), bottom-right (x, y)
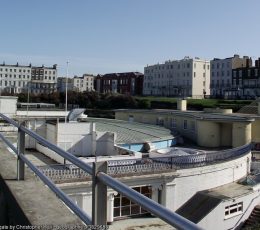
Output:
top-left (131, 205), bottom-right (140, 215)
top-left (141, 208), bottom-right (149, 214)
top-left (114, 197), bottom-right (120, 207)
top-left (121, 197), bottom-right (130, 206)
top-left (141, 186), bottom-right (150, 194)
top-left (121, 206), bottom-right (130, 216)
top-left (114, 207), bottom-right (120, 217)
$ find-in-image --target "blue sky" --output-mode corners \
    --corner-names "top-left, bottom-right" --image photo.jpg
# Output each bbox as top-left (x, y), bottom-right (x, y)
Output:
top-left (0, 0), bottom-right (260, 76)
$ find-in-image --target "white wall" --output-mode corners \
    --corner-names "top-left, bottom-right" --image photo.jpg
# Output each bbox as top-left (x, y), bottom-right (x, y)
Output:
top-left (0, 96), bottom-right (17, 117)
top-left (165, 154), bottom-right (250, 211)
top-left (199, 189), bottom-right (260, 230)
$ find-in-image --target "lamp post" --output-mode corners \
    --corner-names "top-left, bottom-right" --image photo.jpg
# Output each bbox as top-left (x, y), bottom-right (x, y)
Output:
top-left (65, 61), bottom-right (69, 123)
top-left (26, 81), bottom-right (30, 117)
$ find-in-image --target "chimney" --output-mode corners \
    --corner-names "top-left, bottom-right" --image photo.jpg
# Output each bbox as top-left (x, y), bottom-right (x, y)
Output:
top-left (246, 58), bottom-right (252, 68)
top-left (177, 99), bottom-right (187, 111)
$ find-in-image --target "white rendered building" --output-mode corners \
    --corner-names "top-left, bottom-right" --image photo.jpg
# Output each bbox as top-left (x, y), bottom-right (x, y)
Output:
top-left (72, 74), bottom-right (95, 92)
top-left (210, 55), bottom-right (251, 98)
top-left (143, 57), bottom-right (210, 98)
top-left (0, 63), bottom-right (58, 94)
top-left (0, 63), bottom-right (31, 94)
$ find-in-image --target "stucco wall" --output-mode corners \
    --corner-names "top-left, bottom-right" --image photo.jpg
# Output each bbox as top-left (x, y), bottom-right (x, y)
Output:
top-left (199, 190), bottom-right (260, 230)
top-left (197, 121), bottom-right (220, 147)
top-left (166, 154), bottom-right (250, 211)
top-left (251, 120), bottom-right (260, 143)
top-left (0, 96), bottom-right (17, 117)
top-left (232, 122), bottom-right (251, 148)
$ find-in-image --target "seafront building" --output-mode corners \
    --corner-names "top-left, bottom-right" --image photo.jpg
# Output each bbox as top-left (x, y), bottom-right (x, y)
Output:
top-left (57, 74), bottom-right (95, 93)
top-left (0, 63), bottom-right (31, 94)
top-left (143, 57), bottom-right (210, 98)
top-left (233, 58), bottom-right (260, 99)
top-left (95, 72), bottom-right (143, 95)
top-left (30, 65), bottom-right (57, 94)
top-left (210, 55), bottom-right (252, 98)
top-left (0, 63), bottom-right (57, 94)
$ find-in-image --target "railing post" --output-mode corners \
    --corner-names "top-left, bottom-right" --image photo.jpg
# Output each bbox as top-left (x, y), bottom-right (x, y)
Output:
top-left (17, 122), bottom-right (25, 180)
top-left (92, 161), bottom-right (107, 225)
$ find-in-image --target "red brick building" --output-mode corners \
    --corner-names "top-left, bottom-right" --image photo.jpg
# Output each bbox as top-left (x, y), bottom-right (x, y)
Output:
top-left (95, 72), bottom-right (143, 95)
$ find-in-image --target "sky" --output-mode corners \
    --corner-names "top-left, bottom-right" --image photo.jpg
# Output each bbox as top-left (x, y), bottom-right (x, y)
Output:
top-left (0, 0), bottom-right (260, 77)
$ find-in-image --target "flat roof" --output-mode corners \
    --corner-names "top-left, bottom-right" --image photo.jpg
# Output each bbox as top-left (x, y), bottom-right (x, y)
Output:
top-left (203, 182), bottom-right (253, 200)
top-left (116, 109), bottom-right (255, 122)
top-left (86, 117), bottom-right (174, 144)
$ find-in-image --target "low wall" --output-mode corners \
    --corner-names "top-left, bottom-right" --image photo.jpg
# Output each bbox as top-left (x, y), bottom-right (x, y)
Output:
top-left (0, 141), bottom-right (83, 226)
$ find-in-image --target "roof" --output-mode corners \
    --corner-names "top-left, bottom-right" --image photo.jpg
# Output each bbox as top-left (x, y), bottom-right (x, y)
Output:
top-left (85, 117), bottom-right (174, 144)
top-left (116, 109), bottom-right (255, 122)
top-left (176, 192), bottom-right (222, 223)
top-left (176, 181), bottom-right (253, 223)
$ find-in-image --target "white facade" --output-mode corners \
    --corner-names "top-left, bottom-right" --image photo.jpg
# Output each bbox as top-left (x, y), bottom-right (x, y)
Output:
top-left (73, 74), bottom-right (95, 92)
top-left (59, 152), bottom-right (251, 227)
top-left (0, 96), bottom-right (17, 117)
top-left (210, 55), bottom-right (250, 98)
top-left (0, 63), bottom-right (58, 94)
top-left (0, 64), bottom-right (31, 94)
top-left (143, 57), bottom-right (210, 98)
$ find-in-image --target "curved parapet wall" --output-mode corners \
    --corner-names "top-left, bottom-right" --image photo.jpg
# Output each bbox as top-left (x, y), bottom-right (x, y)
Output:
top-left (152, 144), bottom-right (251, 168)
top-left (39, 144), bottom-right (252, 183)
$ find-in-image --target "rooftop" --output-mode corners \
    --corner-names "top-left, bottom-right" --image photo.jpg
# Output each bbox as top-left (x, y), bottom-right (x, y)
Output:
top-left (116, 109), bottom-right (255, 122)
top-left (86, 117), bottom-right (174, 144)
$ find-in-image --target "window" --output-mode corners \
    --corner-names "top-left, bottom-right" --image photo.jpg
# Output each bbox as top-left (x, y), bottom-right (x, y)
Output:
top-left (171, 118), bottom-right (177, 129)
top-left (183, 120), bottom-right (188, 130)
top-left (225, 202), bottom-right (243, 219)
top-left (194, 72), bottom-right (196, 78)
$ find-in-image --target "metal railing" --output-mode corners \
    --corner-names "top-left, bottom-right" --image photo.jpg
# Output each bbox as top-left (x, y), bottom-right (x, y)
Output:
top-left (37, 144), bottom-right (251, 184)
top-left (0, 113), bottom-right (203, 230)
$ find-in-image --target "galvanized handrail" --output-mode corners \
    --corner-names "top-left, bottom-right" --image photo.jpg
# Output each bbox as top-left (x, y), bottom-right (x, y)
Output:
top-left (0, 113), bottom-right (203, 229)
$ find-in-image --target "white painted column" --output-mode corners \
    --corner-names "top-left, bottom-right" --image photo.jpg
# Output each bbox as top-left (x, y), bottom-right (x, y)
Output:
top-left (164, 183), bottom-right (176, 211)
top-left (107, 193), bottom-right (115, 224)
top-left (152, 186), bottom-right (159, 203)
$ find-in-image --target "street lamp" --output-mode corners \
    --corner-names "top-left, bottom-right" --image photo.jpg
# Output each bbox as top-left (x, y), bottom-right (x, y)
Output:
top-left (65, 61), bottom-right (69, 123)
